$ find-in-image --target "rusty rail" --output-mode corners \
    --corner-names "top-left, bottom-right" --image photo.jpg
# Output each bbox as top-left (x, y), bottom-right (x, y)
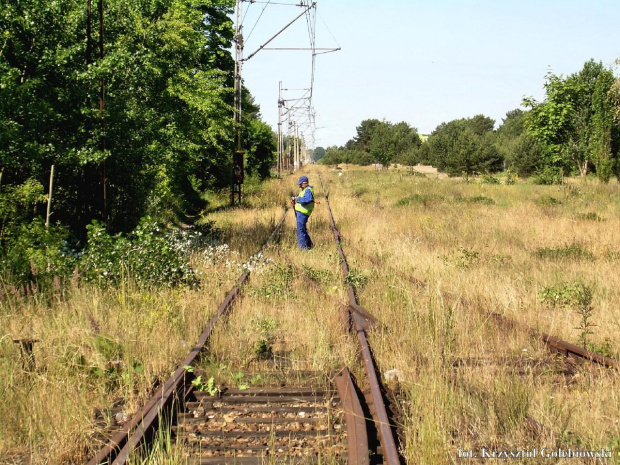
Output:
top-left (490, 312), bottom-right (620, 370)
top-left (334, 367), bottom-right (370, 465)
top-left (318, 174), bottom-right (401, 465)
top-left (87, 208), bottom-right (289, 465)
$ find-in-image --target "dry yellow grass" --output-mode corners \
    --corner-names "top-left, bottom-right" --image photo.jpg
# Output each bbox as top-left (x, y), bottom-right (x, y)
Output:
top-left (3, 167), bottom-right (620, 464)
top-left (321, 165), bottom-right (620, 463)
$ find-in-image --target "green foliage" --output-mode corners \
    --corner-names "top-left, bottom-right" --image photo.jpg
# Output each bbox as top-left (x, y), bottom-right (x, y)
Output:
top-left (427, 116), bottom-right (502, 176)
top-left (191, 375), bottom-right (219, 395)
top-left (345, 269), bottom-right (370, 289)
top-left (535, 243), bottom-right (595, 261)
top-left (573, 284), bottom-right (596, 348)
top-left (81, 218), bottom-right (200, 288)
top-left (533, 167), bottom-right (563, 185)
top-left (0, 218), bottom-right (77, 287)
top-left (0, 0), bottom-right (272, 240)
top-left (539, 281), bottom-right (594, 307)
top-left (536, 196), bottom-right (561, 206)
top-left (320, 119), bottom-right (421, 167)
top-left (249, 263), bottom-right (294, 299)
top-left (302, 265), bottom-right (333, 285)
top-left (587, 338), bottom-right (615, 358)
top-left (245, 119), bottom-right (276, 180)
top-left (312, 146), bottom-right (326, 162)
top-left (507, 134), bottom-right (543, 177)
top-left (0, 177), bottom-right (78, 288)
top-left (504, 169), bottom-right (518, 185)
top-left (318, 147), bottom-right (373, 166)
top-left (0, 179), bottom-right (47, 239)
top-left (251, 317), bottom-right (278, 359)
top-left (524, 60), bottom-right (620, 179)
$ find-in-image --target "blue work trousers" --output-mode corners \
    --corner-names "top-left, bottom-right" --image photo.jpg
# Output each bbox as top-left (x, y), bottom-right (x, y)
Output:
top-left (295, 211), bottom-right (313, 250)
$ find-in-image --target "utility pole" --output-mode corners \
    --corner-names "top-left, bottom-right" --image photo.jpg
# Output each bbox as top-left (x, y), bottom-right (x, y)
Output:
top-left (99, 0), bottom-right (107, 221)
top-left (231, 0), bottom-right (244, 206)
top-left (287, 120), bottom-right (293, 173)
top-left (293, 121), bottom-right (298, 172)
top-left (46, 165), bottom-right (55, 229)
top-left (277, 81), bottom-right (283, 178)
top-left (86, 0), bottom-right (92, 65)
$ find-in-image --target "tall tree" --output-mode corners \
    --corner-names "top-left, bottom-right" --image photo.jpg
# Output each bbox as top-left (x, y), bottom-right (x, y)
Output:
top-left (428, 115), bottom-right (500, 176)
top-left (0, 0), bottom-right (238, 234)
top-left (590, 69), bottom-right (618, 182)
top-left (496, 109), bottom-right (543, 176)
top-left (353, 118), bottom-right (382, 152)
top-left (313, 146), bottom-right (326, 162)
top-left (524, 60), bottom-right (619, 179)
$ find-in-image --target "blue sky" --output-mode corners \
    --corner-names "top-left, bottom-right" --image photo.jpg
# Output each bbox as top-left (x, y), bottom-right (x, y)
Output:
top-left (238, 0), bottom-right (620, 148)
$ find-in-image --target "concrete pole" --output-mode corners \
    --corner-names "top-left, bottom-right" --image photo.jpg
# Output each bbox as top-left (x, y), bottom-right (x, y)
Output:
top-left (277, 81), bottom-right (282, 178)
top-left (46, 165), bottom-right (55, 229)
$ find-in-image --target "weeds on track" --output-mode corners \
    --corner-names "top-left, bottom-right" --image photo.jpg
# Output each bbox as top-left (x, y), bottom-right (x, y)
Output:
top-left (3, 167), bottom-right (620, 463)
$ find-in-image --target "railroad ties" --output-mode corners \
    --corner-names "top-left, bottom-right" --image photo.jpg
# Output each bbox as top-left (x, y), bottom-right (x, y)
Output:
top-left (176, 382), bottom-right (346, 463)
top-left (86, 198), bottom-right (384, 465)
top-left (87, 170), bottom-right (620, 465)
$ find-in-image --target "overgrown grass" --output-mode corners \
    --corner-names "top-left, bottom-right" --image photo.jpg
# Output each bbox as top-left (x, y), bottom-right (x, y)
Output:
top-left (323, 165), bottom-right (620, 463)
top-left (3, 167), bottom-right (620, 464)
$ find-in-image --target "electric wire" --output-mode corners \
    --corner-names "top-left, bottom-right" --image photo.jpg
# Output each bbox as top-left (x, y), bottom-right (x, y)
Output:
top-left (238, 0), bottom-right (339, 153)
top-left (317, 9), bottom-right (340, 49)
top-left (245, 0), bottom-right (271, 43)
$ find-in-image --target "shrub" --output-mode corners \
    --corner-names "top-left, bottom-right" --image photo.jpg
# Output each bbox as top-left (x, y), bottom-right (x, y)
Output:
top-left (442, 247), bottom-right (480, 268)
top-left (539, 282), bottom-right (593, 307)
top-left (0, 218), bottom-right (78, 289)
top-left (533, 167), bottom-right (563, 185)
top-left (80, 218), bottom-right (201, 288)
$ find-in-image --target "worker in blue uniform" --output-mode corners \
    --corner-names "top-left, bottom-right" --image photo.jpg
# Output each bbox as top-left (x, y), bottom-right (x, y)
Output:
top-left (292, 175), bottom-right (314, 250)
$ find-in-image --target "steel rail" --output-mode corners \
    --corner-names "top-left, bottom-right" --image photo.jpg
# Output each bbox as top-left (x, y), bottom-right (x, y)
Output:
top-left (87, 208), bottom-right (289, 465)
top-left (334, 367), bottom-right (370, 465)
top-left (343, 235), bottom-right (620, 371)
top-left (317, 174), bottom-right (401, 465)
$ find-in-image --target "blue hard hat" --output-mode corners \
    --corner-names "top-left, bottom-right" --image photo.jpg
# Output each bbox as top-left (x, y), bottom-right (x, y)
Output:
top-left (297, 176), bottom-right (309, 185)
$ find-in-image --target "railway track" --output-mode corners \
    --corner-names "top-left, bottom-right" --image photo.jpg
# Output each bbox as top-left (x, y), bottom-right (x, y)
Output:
top-left (87, 175), bottom-right (402, 465)
top-left (86, 170), bottom-right (619, 464)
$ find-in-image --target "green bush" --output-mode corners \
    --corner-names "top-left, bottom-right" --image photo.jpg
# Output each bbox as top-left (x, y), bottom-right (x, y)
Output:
top-left (0, 218), bottom-right (78, 288)
top-left (539, 282), bottom-right (593, 307)
top-left (504, 169), bottom-right (518, 185)
top-left (533, 167), bottom-right (563, 185)
top-left (80, 218), bottom-right (201, 288)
